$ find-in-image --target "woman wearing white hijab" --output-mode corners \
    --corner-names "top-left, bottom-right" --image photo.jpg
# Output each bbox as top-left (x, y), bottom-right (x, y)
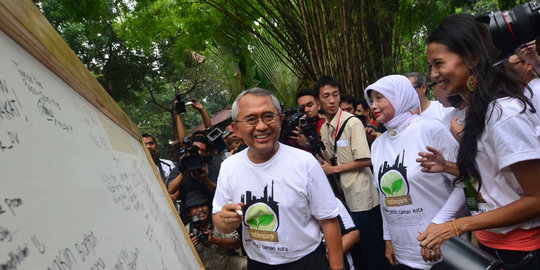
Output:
top-left (364, 75), bottom-right (465, 270)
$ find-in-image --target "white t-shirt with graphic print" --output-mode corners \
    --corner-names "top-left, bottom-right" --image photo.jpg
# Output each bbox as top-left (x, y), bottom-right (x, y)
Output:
top-left (472, 97), bottom-right (540, 234)
top-left (371, 117), bottom-right (465, 269)
top-left (213, 143), bottom-right (339, 265)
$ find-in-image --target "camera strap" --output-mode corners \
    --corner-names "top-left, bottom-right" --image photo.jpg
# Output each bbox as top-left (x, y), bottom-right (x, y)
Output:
top-left (326, 115), bottom-right (355, 201)
top-left (332, 116), bottom-right (356, 159)
top-left (154, 158), bottom-right (166, 180)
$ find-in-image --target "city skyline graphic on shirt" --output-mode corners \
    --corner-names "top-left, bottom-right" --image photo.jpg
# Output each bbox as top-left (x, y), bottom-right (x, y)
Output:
top-left (377, 150), bottom-right (410, 198)
top-left (241, 180), bottom-right (280, 232)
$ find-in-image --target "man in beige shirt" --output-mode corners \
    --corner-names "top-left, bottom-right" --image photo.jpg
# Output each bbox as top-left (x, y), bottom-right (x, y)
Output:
top-left (315, 76), bottom-right (391, 270)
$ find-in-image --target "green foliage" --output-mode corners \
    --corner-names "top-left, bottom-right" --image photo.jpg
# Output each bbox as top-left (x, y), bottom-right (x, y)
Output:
top-left (37, 0), bottom-right (156, 102)
top-left (36, 0), bottom-right (515, 159)
top-left (247, 34), bottom-right (299, 107)
top-left (36, 0), bottom-right (237, 160)
top-left (495, 0), bottom-right (530, 10)
top-left (115, 0), bottom-right (224, 54)
top-left (207, 44), bottom-right (260, 100)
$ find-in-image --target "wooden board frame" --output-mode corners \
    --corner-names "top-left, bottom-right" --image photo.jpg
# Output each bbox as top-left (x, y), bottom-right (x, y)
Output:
top-left (0, 0), bottom-right (203, 268)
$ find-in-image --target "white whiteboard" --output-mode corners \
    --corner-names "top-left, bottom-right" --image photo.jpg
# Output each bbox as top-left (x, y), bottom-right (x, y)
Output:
top-left (0, 25), bottom-right (201, 270)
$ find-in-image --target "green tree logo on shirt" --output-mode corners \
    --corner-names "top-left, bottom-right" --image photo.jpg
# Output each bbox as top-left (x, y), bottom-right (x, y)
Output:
top-left (241, 181), bottom-right (280, 233)
top-left (381, 170), bottom-right (407, 197)
top-left (377, 150), bottom-right (410, 198)
top-left (245, 203), bottom-right (278, 231)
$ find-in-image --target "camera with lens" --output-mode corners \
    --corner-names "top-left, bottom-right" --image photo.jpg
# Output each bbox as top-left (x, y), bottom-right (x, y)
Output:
top-left (174, 95), bottom-right (194, 113)
top-left (180, 136), bottom-right (212, 174)
top-left (280, 105), bottom-right (325, 156)
top-left (190, 215), bottom-right (209, 245)
top-left (205, 126), bottom-right (229, 153)
top-left (280, 105), bottom-right (308, 138)
top-left (477, 0), bottom-right (540, 63)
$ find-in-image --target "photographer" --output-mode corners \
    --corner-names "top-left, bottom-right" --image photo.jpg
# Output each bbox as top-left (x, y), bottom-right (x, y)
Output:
top-left (282, 88), bottom-right (326, 151)
top-left (168, 96), bottom-right (221, 207)
top-left (167, 134), bottom-right (216, 210)
top-left (184, 190), bottom-right (247, 270)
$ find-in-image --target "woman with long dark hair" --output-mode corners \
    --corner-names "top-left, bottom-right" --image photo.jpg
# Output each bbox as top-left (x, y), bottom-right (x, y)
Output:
top-left (416, 14), bottom-right (540, 269)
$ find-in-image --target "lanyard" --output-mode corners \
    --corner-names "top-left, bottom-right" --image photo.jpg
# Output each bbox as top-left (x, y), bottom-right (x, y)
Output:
top-left (333, 109), bottom-right (343, 141)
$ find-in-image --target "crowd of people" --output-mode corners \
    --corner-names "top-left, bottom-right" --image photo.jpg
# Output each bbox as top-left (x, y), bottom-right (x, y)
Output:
top-left (144, 12), bottom-right (540, 270)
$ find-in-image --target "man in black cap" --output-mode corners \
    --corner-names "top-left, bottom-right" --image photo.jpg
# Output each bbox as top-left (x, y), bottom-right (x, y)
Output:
top-left (184, 191), bottom-right (247, 270)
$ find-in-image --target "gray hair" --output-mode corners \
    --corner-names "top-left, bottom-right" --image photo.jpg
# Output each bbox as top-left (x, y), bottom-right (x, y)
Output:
top-left (231, 87), bottom-right (282, 122)
top-left (403, 72), bottom-right (427, 88)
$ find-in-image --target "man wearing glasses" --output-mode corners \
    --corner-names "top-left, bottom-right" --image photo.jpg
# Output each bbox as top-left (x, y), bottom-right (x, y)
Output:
top-left (405, 72), bottom-right (452, 121)
top-left (212, 88), bottom-right (344, 270)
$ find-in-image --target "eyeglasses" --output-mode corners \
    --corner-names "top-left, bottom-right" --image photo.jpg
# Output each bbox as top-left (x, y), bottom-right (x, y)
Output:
top-left (237, 113), bottom-right (278, 127)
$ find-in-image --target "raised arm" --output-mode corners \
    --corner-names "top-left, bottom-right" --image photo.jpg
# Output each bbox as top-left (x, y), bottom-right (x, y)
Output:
top-left (174, 100), bottom-right (187, 149)
top-left (191, 98), bottom-right (213, 129)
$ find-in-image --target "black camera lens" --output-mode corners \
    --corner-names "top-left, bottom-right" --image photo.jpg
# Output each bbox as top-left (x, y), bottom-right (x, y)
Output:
top-left (197, 231), bottom-right (209, 244)
top-left (191, 215), bottom-right (209, 244)
top-left (477, 0), bottom-right (540, 63)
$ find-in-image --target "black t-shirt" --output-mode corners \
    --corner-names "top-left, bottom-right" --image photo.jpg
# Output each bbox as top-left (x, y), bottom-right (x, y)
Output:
top-left (167, 154), bottom-right (222, 221)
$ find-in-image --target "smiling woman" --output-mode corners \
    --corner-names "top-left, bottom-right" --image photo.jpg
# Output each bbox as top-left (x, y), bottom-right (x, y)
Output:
top-left (417, 14), bottom-right (540, 270)
top-left (427, 42), bottom-right (473, 99)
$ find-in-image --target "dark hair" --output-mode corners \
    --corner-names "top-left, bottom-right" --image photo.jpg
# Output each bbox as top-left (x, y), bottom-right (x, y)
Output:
top-left (357, 114), bottom-right (367, 126)
top-left (313, 75), bottom-right (341, 98)
top-left (191, 133), bottom-right (209, 148)
top-left (296, 88), bottom-right (316, 102)
top-left (359, 100), bottom-right (370, 111)
top-left (340, 94), bottom-right (357, 108)
top-left (142, 133), bottom-right (157, 144)
top-left (427, 14), bottom-right (533, 185)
